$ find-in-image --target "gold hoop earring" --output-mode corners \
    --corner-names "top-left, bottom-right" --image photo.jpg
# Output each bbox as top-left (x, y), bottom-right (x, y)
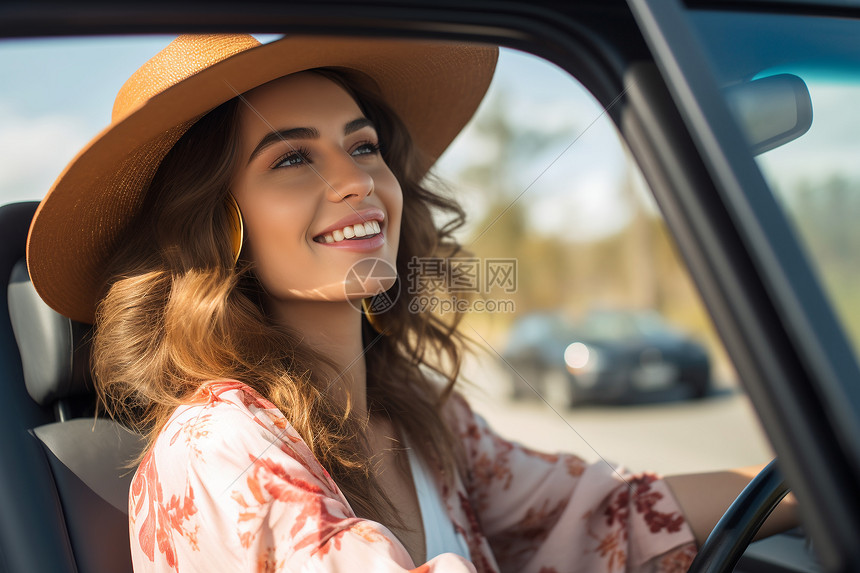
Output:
top-left (225, 193), bottom-right (244, 265)
top-left (361, 297), bottom-right (385, 334)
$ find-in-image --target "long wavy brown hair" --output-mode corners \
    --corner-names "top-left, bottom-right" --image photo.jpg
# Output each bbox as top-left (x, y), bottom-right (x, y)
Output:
top-left (92, 67), bottom-right (473, 529)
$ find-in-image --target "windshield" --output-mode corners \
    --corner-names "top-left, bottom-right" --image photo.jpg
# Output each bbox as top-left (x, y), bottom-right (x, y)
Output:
top-left (690, 10), bottom-right (860, 360)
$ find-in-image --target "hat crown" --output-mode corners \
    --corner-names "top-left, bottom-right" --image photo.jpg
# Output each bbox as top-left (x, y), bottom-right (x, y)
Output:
top-left (112, 34), bottom-right (261, 122)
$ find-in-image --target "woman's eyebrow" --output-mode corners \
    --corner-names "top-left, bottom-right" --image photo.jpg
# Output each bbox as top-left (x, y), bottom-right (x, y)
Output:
top-left (343, 117), bottom-right (375, 135)
top-left (247, 117), bottom-right (376, 164)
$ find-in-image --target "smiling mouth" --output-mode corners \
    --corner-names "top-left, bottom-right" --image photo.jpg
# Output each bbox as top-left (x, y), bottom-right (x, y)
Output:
top-left (313, 220), bottom-right (382, 243)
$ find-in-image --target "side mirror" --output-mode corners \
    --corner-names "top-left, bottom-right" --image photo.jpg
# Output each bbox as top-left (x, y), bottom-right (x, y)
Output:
top-left (723, 73), bottom-right (813, 155)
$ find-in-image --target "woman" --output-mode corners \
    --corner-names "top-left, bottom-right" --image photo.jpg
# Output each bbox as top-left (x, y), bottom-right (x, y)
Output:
top-left (26, 34), bottom-right (794, 572)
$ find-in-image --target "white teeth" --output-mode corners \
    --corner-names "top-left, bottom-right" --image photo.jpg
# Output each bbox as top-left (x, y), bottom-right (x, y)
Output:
top-left (317, 220), bottom-right (382, 243)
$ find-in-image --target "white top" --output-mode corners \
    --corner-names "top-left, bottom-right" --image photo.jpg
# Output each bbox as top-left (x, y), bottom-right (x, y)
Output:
top-left (405, 441), bottom-right (472, 563)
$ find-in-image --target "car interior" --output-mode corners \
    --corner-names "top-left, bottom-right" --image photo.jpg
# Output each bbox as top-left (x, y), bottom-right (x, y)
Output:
top-left (3, 1), bottom-right (860, 572)
top-left (1, 200), bottom-right (144, 572)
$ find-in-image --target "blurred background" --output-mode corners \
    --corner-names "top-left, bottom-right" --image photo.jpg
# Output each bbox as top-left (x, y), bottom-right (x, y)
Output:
top-left (1, 35), bottom-right (778, 476)
top-left (431, 47), bottom-right (773, 475)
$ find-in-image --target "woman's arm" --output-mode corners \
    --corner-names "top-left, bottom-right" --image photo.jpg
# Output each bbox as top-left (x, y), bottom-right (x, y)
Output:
top-left (663, 465), bottom-right (799, 547)
top-left (446, 393), bottom-right (699, 572)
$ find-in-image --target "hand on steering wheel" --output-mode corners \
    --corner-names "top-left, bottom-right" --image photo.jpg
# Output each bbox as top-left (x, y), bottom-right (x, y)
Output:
top-left (687, 459), bottom-right (789, 573)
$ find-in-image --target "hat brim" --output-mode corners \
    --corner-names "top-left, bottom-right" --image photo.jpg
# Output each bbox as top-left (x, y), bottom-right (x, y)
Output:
top-left (26, 35), bottom-right (498, 324)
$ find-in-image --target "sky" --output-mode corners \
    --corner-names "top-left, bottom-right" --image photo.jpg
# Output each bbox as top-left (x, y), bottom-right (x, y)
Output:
top-left (2, 34), bottom-right (859, 245)
top-left (0, 36), bottom-right (180, 204)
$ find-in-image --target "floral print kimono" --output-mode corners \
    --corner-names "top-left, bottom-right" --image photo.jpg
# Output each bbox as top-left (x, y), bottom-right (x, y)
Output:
top-left (129, 381), bottom-right (697, 572)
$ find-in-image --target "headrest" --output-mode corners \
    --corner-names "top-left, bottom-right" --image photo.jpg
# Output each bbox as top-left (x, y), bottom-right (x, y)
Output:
top-left (8, 259), bottom-right (93, 406)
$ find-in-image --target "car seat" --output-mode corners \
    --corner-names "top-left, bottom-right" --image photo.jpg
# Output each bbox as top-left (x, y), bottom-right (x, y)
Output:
top-left (0, 201), bottom-right (144, 573)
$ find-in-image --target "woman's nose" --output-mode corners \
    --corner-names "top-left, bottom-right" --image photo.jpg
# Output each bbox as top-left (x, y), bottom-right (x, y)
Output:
top-left (322, 149), bottom-right (374, 203)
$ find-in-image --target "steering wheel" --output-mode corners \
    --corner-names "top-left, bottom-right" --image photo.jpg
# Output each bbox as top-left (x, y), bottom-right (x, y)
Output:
top-left (687, 459), bottom-right (790, 573)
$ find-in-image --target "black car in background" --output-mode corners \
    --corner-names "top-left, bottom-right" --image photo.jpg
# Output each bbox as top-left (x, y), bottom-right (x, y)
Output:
top-left (504, 309), bottom-right (710, 407)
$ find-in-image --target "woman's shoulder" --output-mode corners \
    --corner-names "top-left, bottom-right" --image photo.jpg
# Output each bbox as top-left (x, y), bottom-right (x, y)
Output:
top-left (438, 387), bottom-right (478, 427)
top-left (151, 380), bottom-right (307, 473)
top-left (418, 365), bottom-right (474, 421)
top-left (165, 380), bottom-right (288, 435)
top-left (130, 381), bottom-right (356, 569)
top-left (141, 379), bottom-right (343, 498)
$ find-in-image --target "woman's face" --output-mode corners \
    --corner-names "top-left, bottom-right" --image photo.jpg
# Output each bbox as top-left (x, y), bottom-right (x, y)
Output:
top-left (231, 71), bottom-right (403, 305)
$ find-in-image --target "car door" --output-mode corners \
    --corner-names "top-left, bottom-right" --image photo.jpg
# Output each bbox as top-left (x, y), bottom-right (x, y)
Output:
top-left (450, 1), bottom-right (860, 567)
top-left (624, 1), bottom-right (860, 571)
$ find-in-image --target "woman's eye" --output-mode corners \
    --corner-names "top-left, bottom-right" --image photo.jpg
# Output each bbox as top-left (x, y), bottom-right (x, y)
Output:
top-left (273, 146), bottom-right (311, 169)
top-left (352, 142), bottom-right (381, 157)
top-left (272, 142), bottom-right (379, 169)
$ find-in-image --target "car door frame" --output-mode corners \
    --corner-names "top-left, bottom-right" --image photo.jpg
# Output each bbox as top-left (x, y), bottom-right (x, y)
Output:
top-left (626, 1), bottom-right (860, 570)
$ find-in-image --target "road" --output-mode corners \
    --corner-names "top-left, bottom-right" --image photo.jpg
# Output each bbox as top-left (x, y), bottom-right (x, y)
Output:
top-left (456, 351), bottom-right (774, 477)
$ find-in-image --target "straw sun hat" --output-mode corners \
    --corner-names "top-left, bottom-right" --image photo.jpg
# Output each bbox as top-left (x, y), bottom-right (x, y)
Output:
top-left (26, 34), bottom-right (499, 324)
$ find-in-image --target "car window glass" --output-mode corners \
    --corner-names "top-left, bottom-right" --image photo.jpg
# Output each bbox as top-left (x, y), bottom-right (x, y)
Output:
top-left (433, 47), bottom-right (771, 475)
top-left (0, 35), bottom-right (771, 477)
top-left (689, 10), bottom-right (860, 362)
